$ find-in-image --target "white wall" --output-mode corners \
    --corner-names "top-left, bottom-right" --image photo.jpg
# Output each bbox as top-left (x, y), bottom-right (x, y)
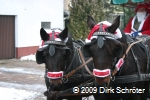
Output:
top-left (0, 0), bottom-right (64, 47)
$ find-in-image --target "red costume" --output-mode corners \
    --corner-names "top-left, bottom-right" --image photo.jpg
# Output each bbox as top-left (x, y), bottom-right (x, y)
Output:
top-left (124, 15), bottom-right (150, 35)
top-left (124, 3), bottom-right (150, 35)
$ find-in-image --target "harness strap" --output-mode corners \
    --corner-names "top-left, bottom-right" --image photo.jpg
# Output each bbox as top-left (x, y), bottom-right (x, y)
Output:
top-left (131, 47), bottom-right (141, 80)
top-left (112, 39), bottom-right (143, 76)
top-left (64, 43), bottom-right (77, 73)
top-left (64, 57), bottom-right (93, 79)
top-left (77, 49), bottom-right (94, 77)
top-left (63, 74), bottom-right (92, 83)
top-left (111, 74), bottom-right (150, 84)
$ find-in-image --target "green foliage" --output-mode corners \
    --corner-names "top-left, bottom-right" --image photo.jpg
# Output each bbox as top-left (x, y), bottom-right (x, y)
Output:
top-left (103, 0), bottom-right (125, 29)
top-left (124, 8), bottom-right (135, 27)
top-left (68, 0), bottom-right (105, 40)
top-left (102, 0), bottom-right (135, 30)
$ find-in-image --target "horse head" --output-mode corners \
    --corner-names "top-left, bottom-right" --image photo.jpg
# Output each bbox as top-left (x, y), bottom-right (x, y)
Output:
top-left (36, 27), bottom-right (74, 91)
top-left (83, 16), bottom-right (126, 86)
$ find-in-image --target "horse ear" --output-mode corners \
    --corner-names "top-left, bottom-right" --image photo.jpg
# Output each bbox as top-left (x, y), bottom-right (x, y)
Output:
top-left (40, 28), bottom-right (49, 41)
top-left (107, 16), bottom-right (120, 33)
top-left (87, 16), bottom-right (96, 30)
top-left (58, 27), bottom-right (68, 41)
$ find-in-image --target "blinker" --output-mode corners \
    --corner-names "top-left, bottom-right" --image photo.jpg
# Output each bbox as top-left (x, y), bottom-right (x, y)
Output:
top-left (97, 36), bottom-right (104, 48)
top-left (49, 31), bottom-right (55, 56)
top-left (97, 24), bottom-right (104, 48)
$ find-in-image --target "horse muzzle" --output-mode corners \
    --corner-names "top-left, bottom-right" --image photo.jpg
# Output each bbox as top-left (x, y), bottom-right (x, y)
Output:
top-left (47, 71), bottom-right (63, 91)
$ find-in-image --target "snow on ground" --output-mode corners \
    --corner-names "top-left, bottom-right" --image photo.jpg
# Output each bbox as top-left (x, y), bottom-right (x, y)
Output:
top-left (20, 54), bottom-right (36, 61)
top-left (3, 55), bottom-right (95, 100)
top-left (0, 67), bottom-right (44, 76)
top-left (0, 82), bottom-right (46, 92)
top-left (0, 87), bottom-right (39, 100)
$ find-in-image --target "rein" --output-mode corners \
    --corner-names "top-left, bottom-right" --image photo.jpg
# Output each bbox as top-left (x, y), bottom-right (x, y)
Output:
top-left (112, 39), bottom-right (143, 76)
top-left (64, 50), bottom-right (93, 79)
top-left (77, 49), bottom-right (94, 76)
top-left (64, 42), bottom-right (93, 79)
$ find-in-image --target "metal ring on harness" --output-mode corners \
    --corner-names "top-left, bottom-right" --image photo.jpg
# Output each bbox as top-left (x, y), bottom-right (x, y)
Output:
top-left (63, 78), bottom-right (68, 83)
top-left (111, 76), bottom-right (115, 81)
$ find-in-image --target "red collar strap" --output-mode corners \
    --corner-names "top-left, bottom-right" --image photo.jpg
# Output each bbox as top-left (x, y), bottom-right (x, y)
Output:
top-left (93, 69), bottom-right (110, 78)
top-left (47, 71), bottom-right (63, 79)
top-left (115, 58), bottom-right (124, 71)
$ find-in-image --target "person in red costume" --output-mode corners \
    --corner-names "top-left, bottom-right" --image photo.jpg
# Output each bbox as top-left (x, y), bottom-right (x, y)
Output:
top-left (124, 3), bottom-right (150, 37)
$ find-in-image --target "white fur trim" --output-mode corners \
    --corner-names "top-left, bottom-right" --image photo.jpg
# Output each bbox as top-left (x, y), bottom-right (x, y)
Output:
top-left (85, 36), bottom-right (98, 43)
top-left (115, 28), bottom-right (122, 39)
top-left (98, 21), bottom-right (112, 26)
top-left (131, 16), bottom-right (137, 33)
top-left (39, 44), bottom-right (48, 48)
top-left (138, 32), bottom-right (142, 35)
top-left (55, 38), bottom-right (62, 41)
top-left (63, 37), bottom-right (68, 42)
top-left (54, 37), bottom-right (68, 43)
top-left (85, 38), bottom-right (91, 43)
top-left (91, 36), bottom-right (98, 40)
top-left (125, 33), bottom-right (131, 34)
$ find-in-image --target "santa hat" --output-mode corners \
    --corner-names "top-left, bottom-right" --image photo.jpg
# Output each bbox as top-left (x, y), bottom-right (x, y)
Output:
top-left (85, 21), bottom-right (122, 43)
top-left (39, 31), bottom-right (68, 48)
top-left (145, 2), bottom-right (150, 13)
top-left (135, 3), bottom-right (149, 12)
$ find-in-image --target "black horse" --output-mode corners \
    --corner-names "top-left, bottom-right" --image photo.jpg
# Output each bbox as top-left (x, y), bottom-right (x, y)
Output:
top-left (83, 16), bottom-right (150, 100)
top-left (36, 27), bottom-right (94, 100)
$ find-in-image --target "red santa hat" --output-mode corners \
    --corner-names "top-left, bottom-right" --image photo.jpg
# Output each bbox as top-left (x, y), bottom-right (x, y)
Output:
top-left (135, 3), bottom-right (149, 12)
top-left (85, 21), bottom-right (122, 43)
top-left (145, 2), bottom-right (150, 13)
top-left (39, 31), bottom-right (68, 48)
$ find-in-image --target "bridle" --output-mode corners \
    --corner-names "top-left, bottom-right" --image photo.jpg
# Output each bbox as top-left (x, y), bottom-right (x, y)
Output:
top-left (87, 24), bottom-right (148, 84)
top-left (43, 31), bottom-right (93, 81)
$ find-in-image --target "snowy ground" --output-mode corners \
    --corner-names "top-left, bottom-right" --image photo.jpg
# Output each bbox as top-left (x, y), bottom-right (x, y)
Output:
top-left (0, 59), bottom-right (46, 100)
top-left (0, 57), bottom-right (95, 100)
top-left (0, 87), bottom-right (39, 100)
top-left (20, 54), bottom-right (36, 62)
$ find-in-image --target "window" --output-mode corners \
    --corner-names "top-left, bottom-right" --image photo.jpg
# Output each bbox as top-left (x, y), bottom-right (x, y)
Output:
top-left (41, 22), bottom-right (51, 29)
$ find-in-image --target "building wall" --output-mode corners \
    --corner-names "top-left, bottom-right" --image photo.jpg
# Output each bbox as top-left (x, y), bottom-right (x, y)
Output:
top-left (64, 0), bottom-right (71, 11)
top-left (0, 0), bottom-right (64, 58)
